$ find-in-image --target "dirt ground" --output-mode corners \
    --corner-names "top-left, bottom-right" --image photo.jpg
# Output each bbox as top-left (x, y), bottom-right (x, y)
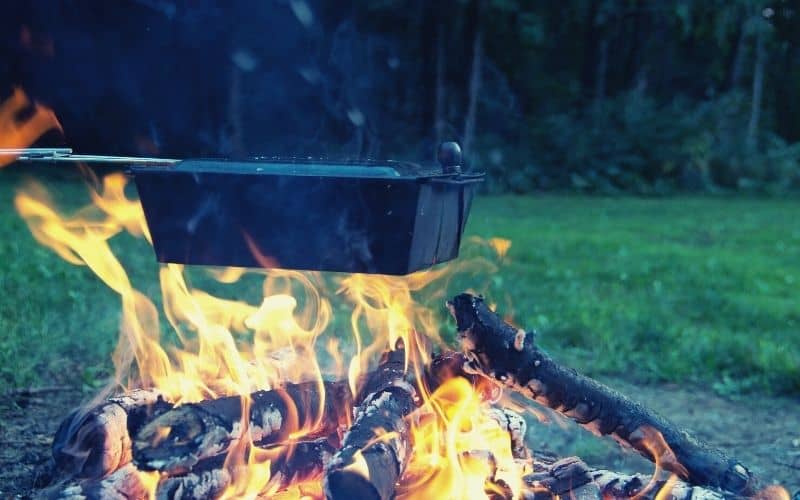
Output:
top-left (1, 380), bottom-right (798, 498)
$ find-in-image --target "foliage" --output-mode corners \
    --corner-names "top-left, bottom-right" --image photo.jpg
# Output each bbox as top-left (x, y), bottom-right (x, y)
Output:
top-left (5, 1), bottom-right (800, 192)
top-left (479, 90), bottom-right (800, 193)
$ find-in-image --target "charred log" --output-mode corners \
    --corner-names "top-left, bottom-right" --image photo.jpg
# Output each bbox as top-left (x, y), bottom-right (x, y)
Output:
top-left (486, 407), bottom-right (530, 461)
top-left (460, 450), bottom-right (515, 500)
top-left (52, 389), bottom-right (172, 479)
top-left (44, 463), bottom-right (150, 500)
top-left (133, 380), bottom-right (352, 474)
top-left (156, 437), bottom-right (336, 499)
top-left (522, 456), bottom-right (728, 500)
top-left (323, 341), bottom-right (417, 500)
top-left (447, 293), bottom-right (761, 496)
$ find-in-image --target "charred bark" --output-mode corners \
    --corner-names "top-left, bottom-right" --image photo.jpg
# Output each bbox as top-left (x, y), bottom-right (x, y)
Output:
top-left (133, 380), bottom-right (351, 475)
top-left (44, 463), bottom-right (150, 500)
top-left (323, 341), bottom-right (417, 500)
top-left (52, 389), bottom-right (172, 479)
top-left (155, 437), bottom-right (336, 499)
top-left (447, 293), bottom-right (762, 496)
top-left (522, 456), bottom-right (729, 500)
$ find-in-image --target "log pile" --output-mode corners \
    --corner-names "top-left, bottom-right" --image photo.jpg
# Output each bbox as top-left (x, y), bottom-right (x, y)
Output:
top-left (41, 293), bottom-right (786, 500)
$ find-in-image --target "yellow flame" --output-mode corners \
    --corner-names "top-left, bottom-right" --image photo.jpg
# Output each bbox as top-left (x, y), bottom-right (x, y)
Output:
top-left (399, 377), bottom-right (525, 499)
top-left (12, 148), bottom-right (523, 496)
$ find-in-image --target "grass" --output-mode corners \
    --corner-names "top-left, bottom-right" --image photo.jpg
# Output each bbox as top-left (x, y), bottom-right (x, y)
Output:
top-left (1, 172), bottom-right (798, 395)
top-left (467, 195), bottom-right (800, 395)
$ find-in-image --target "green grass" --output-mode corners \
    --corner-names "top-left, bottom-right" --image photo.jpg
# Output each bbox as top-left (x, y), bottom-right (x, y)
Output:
top-left (467, 195), bottom-right (800, 395)
top-left (1, 173), bottom-right (798, 394)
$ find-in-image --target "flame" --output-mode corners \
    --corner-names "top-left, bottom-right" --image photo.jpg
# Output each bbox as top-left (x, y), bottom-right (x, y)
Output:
top-left (0, 86), bottom-right (547, 498)
top-left (218, 395), bottom-right (274, 499)
top-left (0, 88), bottom-right (62, 167)
top-left (399, 377), bottom-right (525, 499)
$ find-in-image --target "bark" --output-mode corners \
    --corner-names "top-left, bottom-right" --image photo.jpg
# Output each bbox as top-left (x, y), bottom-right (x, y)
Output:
top-left (44, 463), bottom-right (150, 500)
top-left (323, 341), bottom-right (417, 500)
top-left (155, 437), bottom-right (336, 499)
top-left (133, 380), bottom-right (352, 475)
top-left (594, 38), bottom-right (608, 104)
top-left (728, 17), bottom-right (747, 90)
top-left (447, 293), bottom-right (762, 496)
top-left (522, 456), bottom-right (730, 500)
top-left (747, 25), bottom-right (767, 151)
top-left (486, 406), bottom-right (530, 461)
top-left (52, 389), bottom-right (172, 479)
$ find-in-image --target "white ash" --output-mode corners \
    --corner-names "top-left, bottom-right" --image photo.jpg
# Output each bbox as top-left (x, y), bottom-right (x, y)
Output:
top-left (250, 406), bottom-right (283, 442)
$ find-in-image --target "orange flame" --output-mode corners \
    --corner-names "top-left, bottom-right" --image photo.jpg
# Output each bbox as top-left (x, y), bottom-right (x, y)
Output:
top-left (0, 88), bottom-right (62, 167)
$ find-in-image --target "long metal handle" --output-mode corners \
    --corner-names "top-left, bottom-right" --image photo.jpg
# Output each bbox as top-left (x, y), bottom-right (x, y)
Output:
top-left (0, 148), bottom-right (180, 165)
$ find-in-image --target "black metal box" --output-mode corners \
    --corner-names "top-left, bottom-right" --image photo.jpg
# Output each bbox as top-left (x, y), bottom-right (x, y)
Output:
top-left (131, 159), bottom-right (482, 275)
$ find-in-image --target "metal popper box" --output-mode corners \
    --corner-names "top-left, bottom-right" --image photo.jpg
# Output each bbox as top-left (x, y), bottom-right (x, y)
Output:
top-left (3, 143), bottom-right (483, 275)
top-left (131, 146), bottom-right (483, 275)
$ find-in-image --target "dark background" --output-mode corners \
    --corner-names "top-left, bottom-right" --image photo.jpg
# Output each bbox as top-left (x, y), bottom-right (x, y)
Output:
top-left (2, 0), bottom-right (800, 193)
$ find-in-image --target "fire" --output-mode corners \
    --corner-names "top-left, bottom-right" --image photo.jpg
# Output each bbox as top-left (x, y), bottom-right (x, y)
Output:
top-left (0, 88), bottom-right (62, 167)
top-left (400, 377), bottom-right (526, 499)
top-left (6, 93), bottom-right (782, 499)
top-left (10, 165), bottom-right (518, 496)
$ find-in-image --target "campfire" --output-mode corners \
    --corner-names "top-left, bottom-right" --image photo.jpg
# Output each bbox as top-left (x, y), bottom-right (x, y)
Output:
top-left (1, 90), bottom-right (791, 500)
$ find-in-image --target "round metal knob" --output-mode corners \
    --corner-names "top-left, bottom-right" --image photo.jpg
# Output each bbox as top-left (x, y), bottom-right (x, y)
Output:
top-left (438, 141), bottom-right (462, 174)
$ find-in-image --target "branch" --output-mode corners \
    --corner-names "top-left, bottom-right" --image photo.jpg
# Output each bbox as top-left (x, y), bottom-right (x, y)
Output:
top-left (447, 293), bottom-right (762, 496)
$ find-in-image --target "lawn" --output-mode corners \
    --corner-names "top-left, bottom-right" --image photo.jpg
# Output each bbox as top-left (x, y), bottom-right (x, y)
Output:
top-left (1, 172), bottom-right (798, 395)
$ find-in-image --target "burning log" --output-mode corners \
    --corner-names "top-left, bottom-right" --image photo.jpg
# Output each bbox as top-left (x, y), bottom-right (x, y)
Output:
top-left (447, 293), bottom-right (761, 496)
top-left (44, 463), bottom-right (151, 500)
top-left (323, 340), bottom-right (417, 500)
top-left (522, 456), bottom-right (727, 500)
top-left (52, 389), bottom-right (172, 479)
top-left (486, 407), bottom-right (531, 461)
top-left (155, 437), bottom-right (336, 499)
top-left (133, 380), bottom-right (352, 475)
top-left (461, 450), bottom-right (515, 500)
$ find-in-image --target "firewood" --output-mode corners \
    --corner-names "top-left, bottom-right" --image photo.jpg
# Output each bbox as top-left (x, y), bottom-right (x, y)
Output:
top-left (155, 437), bottom-right (336, 499)
top-left (44, 463), bottom-right (150, 500)
top-left (460, 450), bottom-right (515, 500)
top-left (522, 456), bottom-right (729, 500)
top-left (133, 380), bottom-right (352, 475)
top-left (323, 340), bottom-right (418, 500)
top-left (52, 389), bottom-right (172, 479)
top-left (486, 407), bottom-right (530, 461)
top-left (447, 293), bottom-right (761, 496)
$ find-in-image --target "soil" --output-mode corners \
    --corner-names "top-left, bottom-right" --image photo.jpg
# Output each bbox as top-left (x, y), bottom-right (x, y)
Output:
top-left (1, 379), bottom-right (798, 498)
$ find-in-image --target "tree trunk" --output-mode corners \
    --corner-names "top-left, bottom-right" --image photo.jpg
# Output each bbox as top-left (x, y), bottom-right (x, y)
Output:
top-left (594, 38), bottom-right (608, 103)
top-left (728, 17), bottom-right (747, 90)
top-left (462, 0), bottom-right (484, 164)
top-left (746, 26), bottom-right (767, 150)
top-left (434, 22), bottom-right (447, 146)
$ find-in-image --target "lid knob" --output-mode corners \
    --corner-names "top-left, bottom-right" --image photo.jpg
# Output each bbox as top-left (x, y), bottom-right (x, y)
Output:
top-left (438, 141), bottom-right (462, 174)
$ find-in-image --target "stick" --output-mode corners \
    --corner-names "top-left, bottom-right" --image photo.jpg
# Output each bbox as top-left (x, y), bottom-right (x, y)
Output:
top-left (522, 456), bottom-right (730, 500)
top-left (133, 380), bottom-right (352, 475)
top-left (323, 340), bottom-right (417, 500)
top-left (447, 293), bottom-right (761, 496)
top-left (52, 389), bottom-right (172, 479)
